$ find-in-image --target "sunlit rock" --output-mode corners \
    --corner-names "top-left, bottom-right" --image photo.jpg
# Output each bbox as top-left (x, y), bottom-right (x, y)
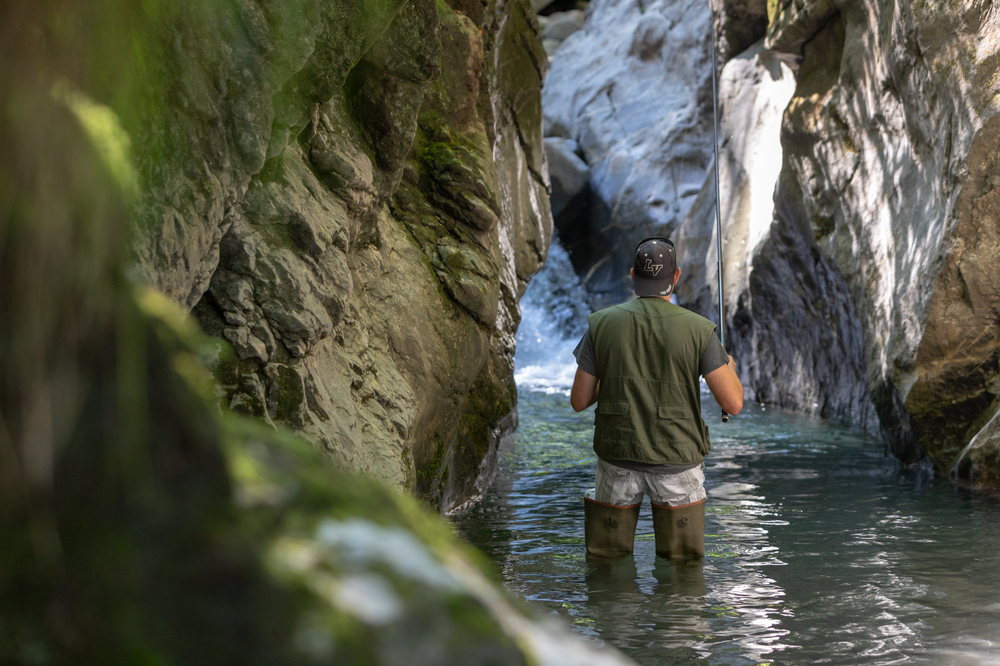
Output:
top-left (762, 0), bottom-right (1000, 477)
top-left (683, 0), bottom-right (1000, 481)
top-left (677, 37), bottom-right (879, 431)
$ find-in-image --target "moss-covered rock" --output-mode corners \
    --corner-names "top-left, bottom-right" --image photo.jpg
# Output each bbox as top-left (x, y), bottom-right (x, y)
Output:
top-left (24, 0), bottom-right (551, 511)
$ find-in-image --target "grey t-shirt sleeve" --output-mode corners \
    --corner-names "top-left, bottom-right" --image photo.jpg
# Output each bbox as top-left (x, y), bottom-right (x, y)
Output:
top-left (573, 329), bottom-right (599, 378)
top-left (700, 332), bottom-right (729, 376)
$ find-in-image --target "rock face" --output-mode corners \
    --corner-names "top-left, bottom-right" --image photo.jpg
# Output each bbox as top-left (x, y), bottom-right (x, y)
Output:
top-left (546, 0), bottom-right (1000, 486)
top-left (0, 6), bottom-right (637, 662)
top-left (759, 0), bottom-right (1000, 478)
top-left (700, 0), bottom-right (1000, 482)
top-left (82, 0), bottom-right (553, 512)
top-left (542, 0), bottom-right (716, 309)
top-left (674, 40), bottom-right (875, 431)
top-left (545, 137), bottom-right (591, 220)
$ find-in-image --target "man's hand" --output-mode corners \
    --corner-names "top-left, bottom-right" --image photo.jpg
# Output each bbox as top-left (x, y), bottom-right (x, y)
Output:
top-left (570, 367), bottom-right (599, 412)
top-left (704, 354), bottom-right (743, 415)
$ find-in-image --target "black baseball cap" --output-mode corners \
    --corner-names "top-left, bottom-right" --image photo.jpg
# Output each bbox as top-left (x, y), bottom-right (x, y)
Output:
top-left (632, 236), bottom-right (677, 297)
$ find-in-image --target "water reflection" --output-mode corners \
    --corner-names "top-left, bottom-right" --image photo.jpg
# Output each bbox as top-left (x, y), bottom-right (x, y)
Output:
top-left (456, 389), bottom-right (1000, 666)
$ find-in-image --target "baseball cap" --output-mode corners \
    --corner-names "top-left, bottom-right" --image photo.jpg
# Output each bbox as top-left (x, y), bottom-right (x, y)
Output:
top-left (632, 236), bottom-right (677, 297)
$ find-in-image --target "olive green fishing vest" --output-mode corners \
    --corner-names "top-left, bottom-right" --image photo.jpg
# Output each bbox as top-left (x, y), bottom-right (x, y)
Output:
top-left (589, 298), bottom-right (716, 464)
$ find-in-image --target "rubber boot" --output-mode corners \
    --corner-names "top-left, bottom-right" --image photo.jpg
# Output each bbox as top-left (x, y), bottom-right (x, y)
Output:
top-left (651, 500), bottom-right (705, 561)
top-left (584, 498), bottom-right (641, 557)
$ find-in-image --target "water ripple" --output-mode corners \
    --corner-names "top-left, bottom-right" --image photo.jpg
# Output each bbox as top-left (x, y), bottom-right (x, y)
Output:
top-left (457, 390), bottom-right (1000, 666)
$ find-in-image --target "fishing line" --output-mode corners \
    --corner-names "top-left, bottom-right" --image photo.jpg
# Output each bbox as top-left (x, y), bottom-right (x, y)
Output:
top-left (708, 2), bottom-right (728, 423)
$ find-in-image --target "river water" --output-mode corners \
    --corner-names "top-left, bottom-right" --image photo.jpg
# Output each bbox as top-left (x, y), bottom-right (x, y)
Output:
top-left (455, 241), bottom-right (1000, 666)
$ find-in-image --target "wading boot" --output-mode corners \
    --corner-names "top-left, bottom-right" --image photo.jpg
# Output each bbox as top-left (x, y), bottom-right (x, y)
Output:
top-left (651, 500), bottom-right (705, 562)
top-left (584, 498), bottom-right (641, 557)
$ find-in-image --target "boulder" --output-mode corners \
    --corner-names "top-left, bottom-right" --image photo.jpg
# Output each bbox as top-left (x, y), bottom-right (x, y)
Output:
top-left (545, 137), bottom-right (591, 219)
top-left (951, 406), bottom-right (1000, 490)
top-left (543, 10), bottom-right (585, 41)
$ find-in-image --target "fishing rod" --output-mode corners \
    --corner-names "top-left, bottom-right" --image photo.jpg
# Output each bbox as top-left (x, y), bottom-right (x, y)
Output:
top-left (708, 4), bottom-right (728, 423)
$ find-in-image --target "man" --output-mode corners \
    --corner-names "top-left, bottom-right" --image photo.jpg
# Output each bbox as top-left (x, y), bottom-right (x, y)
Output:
top-left (570, 236), bottom-right (743, 561)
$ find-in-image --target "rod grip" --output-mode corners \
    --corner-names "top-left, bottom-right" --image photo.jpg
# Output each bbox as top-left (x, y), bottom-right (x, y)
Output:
top-left (721, 410), bottom-right (729, 423)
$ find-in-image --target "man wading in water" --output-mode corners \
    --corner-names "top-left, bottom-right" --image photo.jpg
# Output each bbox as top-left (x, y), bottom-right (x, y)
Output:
top-left (570, 237), bottom-right (744, 561)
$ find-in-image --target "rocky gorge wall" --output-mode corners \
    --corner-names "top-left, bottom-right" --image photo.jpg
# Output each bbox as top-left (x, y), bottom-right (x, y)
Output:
top-left (542, 0), bottom-right (1000, 487)
top-left (1, 1), bottom-right (646, 663)
top-left (101, 0), bottom-right (554, 513)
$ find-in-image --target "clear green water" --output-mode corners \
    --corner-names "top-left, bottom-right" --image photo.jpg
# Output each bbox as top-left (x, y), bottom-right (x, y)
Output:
top-left (456, 389), bottom-right (1000, 666)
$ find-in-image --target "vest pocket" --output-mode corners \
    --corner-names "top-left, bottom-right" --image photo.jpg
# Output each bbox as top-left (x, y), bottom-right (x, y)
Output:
top-left (657, 405), bottom-right (690, 419)
top-left (657, 404), bottom-right (710, 458)
top-left (595, 400), bottom-right (633, 446)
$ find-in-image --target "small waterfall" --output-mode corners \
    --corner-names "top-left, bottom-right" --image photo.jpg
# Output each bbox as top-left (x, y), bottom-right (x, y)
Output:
top-left (514, 237), bottom-right (591, 393)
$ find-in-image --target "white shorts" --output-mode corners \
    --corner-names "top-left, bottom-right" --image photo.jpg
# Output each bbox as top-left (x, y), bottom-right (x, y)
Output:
top-left (593, 458), bottom-right (706, 508)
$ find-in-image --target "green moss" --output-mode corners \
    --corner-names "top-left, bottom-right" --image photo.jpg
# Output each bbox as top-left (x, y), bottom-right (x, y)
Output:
top-left (414, 112), bottom-right (483, 173)
top-left (266, 364), bottom-right (305, 422)
top-left (460, 411), bottom-right (490, 451)
top-left (200, 336), bottom-right (240, 387)
top-left (418, 435), bottom-right (448, 481)
top-left (767, 0), bottom-right (783, 26)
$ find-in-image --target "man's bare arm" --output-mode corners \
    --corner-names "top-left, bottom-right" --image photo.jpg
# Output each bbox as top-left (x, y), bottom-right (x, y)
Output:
top-left (570, 367), bottom-right (599, 412)
top-left (704, 355), bottom-right (743, 415)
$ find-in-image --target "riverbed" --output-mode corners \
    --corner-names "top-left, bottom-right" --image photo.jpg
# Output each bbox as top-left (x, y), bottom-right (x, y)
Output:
top-left (456, 387), bottom-right (1000, 665)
